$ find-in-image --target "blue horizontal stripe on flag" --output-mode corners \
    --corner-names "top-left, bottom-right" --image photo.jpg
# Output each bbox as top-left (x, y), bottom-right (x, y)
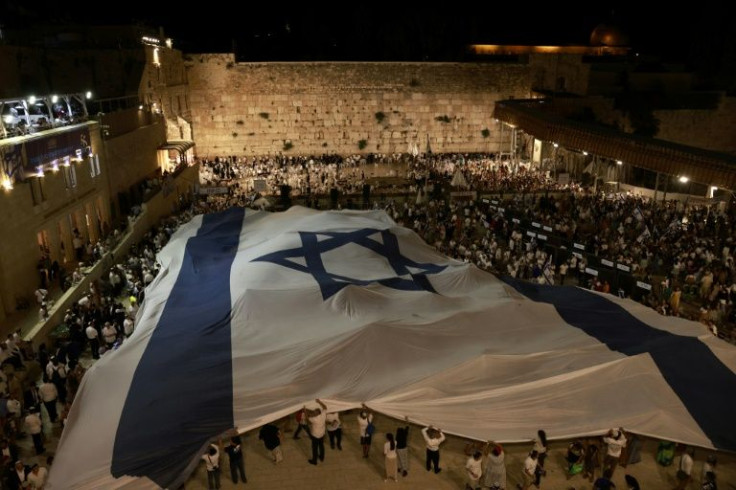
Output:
top-left (504, 278), bottom-right (736, 451)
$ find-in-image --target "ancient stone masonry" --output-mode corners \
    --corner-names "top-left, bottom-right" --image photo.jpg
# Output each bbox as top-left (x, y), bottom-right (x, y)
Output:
top-left (186, 54), bottom-right (531, 156)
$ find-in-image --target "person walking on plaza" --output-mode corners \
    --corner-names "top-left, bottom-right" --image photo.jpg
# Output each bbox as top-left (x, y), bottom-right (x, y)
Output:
top-left (465, 450), bottom-right (483, 490)
top-left (421, 425), bottom-right (445, 474)
top-left (326, 410), bottom-right (342, 450)
top-left (85, 322), bottom-right (100, 360)
top-left (518, 450), bottom-right (538, 490)
top-left (201, 444), bottom-right (221, 490)
top-left (584, 440), bottom-right (601, 483)
top-left (224, 435), bottom-right (246, 484)
top-left (38, 376), bottom-right (58, 423)
top-left (305, 398), bottom-right (327, 465)
top-left (602, 428), bottom-right (627, 477)
top-left (674, 446), bottom-right (694, 490)
top-left (384, 432), bottom-right (398, 482)
top-left (482, 441), bottom-right (506, 490)
top-left (532, 430), bottom-right (548, 487)
top-left (259, 423), bottom-right (283, 463)
top-left (395, 418), bottom-right (410, 477)
top-left (358, 407), bottom-right (374, 458)
top-left (24, 408), bottom-right (44, 455)
top-left (293, 407), bottom-right (308, 440)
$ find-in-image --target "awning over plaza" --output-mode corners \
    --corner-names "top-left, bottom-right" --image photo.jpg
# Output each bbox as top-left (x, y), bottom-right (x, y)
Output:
top-left (158, 140), bottom-right (195, 154)
top-left (494, 99), bottom-right (736, 190)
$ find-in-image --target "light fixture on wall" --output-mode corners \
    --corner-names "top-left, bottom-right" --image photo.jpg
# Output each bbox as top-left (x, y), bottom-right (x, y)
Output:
top-left (679, 176), bottom-right (689, 183)
top-left (616, 160), bottom-right (623, 165)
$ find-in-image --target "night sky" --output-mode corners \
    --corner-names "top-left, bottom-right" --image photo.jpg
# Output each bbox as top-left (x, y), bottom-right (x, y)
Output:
top-left (1, 2), bottom-right (734, 66)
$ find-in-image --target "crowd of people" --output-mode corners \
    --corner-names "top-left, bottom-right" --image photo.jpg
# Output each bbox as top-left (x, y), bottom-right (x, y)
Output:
top-left (4, 149), bottom-right (732, 487)
top-left (0, 206), bottom-right (197, 487)
top-left (202, 404), bottom-right (720, 490)
top-left (197, 151), bottom-right (733, 341)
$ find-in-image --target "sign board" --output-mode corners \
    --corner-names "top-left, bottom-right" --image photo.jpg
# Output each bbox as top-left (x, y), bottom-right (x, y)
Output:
top-left (537, 234), bottom-right (547, 241)
top-left (532, 222), bottom-right (541, 228)
top-left (543, 226), bottom-right (553, 232)
top-left (573, 252), bottom-right (582, 259)
top-left (25, 127), bottom-right (91, 173)
top-left (601, 259), bottom-right (614, 267)
top-left (637, 281), bottom-right (652, 291)
top-left (491, 200), bottom-right (498, 205)
top-left (512, 218), bottom-right (520, 224)
top-left (574, 243), bottom-right (585, 250)
top-left (481, 198), bottom-right (489, 204)
top-left (585, 268), bottom-right (599, 277)
top-left (450, 190), bottom-right (477, 200)
top-left (198, 186), bottom-right (229, 195)
top-left (617, 264), bottom-right (631, 272)
top-left (526, 231), bottom-right (536, 238)
top-left (253, 179), bottom-right (267, 193)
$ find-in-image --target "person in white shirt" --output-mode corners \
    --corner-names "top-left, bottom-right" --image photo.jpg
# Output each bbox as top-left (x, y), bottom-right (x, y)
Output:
top-left (384, 432), bottom-right (398, 482)
top-left (465, 451), bottom-right (483, 490)
top-left (305, 399), bottom-right (327, 465)
top-left (421, 425), bottom-right (446, 474)
top-left (325, 411), bottom-right (342, 450)
top-left (602, 427), bottom-right (627, 477)
top-left (102, 322), bottom-right (117, 346)
top-left (38, 378), bottom-right (59, 422)
top-left (521, 450), bottom-right (538, 490)
top-left (123, 316), bottom-right (135, 337)
top-left (27, 462), bottom-right (48, 489)
top-left (201, 444), bottom-right (220, 490)
top-left (24, 410), bottom-right (44, 455)
top-left (674, 447), bottom-right (694, 490)
top-left (85, 324), bottom-right (100, 360)
top-left (34, 288), bottom-right (48, 305)
top-left (358, 408), bottom-right (374, 458)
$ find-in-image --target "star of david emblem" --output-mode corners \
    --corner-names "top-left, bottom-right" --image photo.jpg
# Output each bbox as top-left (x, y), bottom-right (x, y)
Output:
top-left (252, 228), bottom-right (446, 299)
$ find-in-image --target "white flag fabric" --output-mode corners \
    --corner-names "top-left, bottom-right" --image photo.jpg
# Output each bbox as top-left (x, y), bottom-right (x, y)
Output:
top-left (49, 207), bottom-right (736, 489)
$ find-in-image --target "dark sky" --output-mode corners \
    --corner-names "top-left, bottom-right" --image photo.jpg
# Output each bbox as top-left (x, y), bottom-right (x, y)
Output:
top-left (1, 2), bottom-right (732, 64)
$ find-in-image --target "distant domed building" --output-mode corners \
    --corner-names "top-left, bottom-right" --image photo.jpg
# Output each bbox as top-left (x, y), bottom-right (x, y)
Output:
top-left (590, 24), bottom-right (629, 47)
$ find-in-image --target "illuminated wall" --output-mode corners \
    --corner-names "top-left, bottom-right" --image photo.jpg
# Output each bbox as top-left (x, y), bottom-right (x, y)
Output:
top-left (186, 55), bottom-right (531, 156)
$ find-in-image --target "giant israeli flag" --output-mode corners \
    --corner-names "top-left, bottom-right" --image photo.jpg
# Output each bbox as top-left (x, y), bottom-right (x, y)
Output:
top-left (49, 207), bottom-right (736, 489)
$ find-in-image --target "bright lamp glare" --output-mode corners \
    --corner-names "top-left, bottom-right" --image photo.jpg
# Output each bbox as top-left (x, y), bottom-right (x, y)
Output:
top-left (85, 91), bottom-right (92, 99)
top-left (616, 160), bottom-right (623, 165)
top-left (679, 176), bottom-right (689, 183)
top-left (582, 151), bottom-right (588, 156)
top-left (553, 143), bottom-right (559, 148)
top-left (28, 95), bottom-right (36, 104)
top-left (51, 95), bottom-right (59, 103)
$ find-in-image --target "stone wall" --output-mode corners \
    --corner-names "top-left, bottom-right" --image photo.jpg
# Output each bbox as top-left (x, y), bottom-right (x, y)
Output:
top-left (654, 96), bottom-right (736, 155)
top-left (186, 55), bottom-right (531, 156)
